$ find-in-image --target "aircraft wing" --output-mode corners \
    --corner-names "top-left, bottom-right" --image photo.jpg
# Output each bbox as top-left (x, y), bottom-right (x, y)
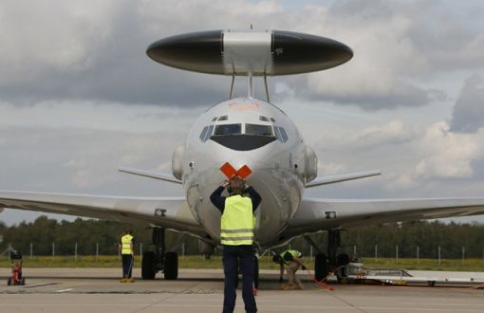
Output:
top-left (118, 167), bottom-right (182, 184)
top-left (283, 197), bottom-right (484, 238)
top-left (305, 170), bottom-right (381, 188)
top-left (0, 191), bottom-right (205, 236)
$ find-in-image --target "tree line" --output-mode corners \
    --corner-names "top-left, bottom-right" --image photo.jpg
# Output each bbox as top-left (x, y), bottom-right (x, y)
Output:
top-left (1, 216), bottom-right (483, 259)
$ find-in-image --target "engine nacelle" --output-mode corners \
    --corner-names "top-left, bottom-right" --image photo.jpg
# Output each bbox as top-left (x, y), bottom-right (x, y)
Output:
top-left (304, 146), bottom-right (318, 182)
top-left (172, 145), bottom-right (185, 180)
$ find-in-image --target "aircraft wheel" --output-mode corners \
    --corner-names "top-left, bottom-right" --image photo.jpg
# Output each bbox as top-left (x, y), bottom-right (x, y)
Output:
top-left (20, 277), bottom-right (26, 285)
top-left (337, 253), bottom-right (350, 281)
top-left (141, 251), bottom-right (156, 279)
top-left (314, 253), bottom-right (329, 281)
top-left (164, 252), bottom-right (178, 280)
top-left (7, 278), bottom-right (12, 286)
top-left (337, 253), bottom-right (350, 266)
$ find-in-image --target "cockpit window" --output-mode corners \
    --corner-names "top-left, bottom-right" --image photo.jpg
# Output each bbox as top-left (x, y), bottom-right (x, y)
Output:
top-left (199, 125), bottom-right (214, 142)
top-left (214, 124), bottom-right (241, 136)
top-left (274, 126), bottom-right (288, 142)
top-left (217, 115), bottom-right (228, 121)
top-left (200, 126), bottom-right (209, 141)
top-left (246, 124), bottom-right (273, 136)
top-left (279, 127), bottom-right (288, 142)
top-left (201, 122), bottom-right (286, 145)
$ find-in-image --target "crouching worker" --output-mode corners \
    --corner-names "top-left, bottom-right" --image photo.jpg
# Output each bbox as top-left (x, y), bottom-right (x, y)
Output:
top-left (273, 249), bottom-right (306, 290)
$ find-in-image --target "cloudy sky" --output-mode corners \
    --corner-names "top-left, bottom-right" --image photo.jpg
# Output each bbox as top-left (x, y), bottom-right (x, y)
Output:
top-left (1, 0), bottom-right (484, 225)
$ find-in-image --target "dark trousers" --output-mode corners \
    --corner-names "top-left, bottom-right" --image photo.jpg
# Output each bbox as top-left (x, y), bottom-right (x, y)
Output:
top-left (121, 254), bottom-right (133, 278)
top-left (222, 245), bottom-right (257, 313)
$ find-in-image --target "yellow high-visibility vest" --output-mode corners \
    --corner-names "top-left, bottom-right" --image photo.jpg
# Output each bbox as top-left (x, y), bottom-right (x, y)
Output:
top-left (280, 249), bottom-right (302, 264)
top-left (221, 195), bottom-right (254, 246)
top-left (121, 234), bottom-right (133, 255)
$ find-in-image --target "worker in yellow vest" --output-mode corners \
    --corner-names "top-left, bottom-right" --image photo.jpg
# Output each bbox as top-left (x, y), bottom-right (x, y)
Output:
top-left (210, 176), bottom-right (261, 313)
top-left (119, 229), bottom-right (134, 283)
top-left (273, 249), bottom-right (306, 290)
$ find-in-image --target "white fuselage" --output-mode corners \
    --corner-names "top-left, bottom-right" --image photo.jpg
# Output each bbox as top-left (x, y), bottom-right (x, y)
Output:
top-left (173, 97), bottom-right (317, 247)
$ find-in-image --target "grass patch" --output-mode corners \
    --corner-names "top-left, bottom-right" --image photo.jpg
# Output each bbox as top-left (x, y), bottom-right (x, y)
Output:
top-left (1, 255), bottom-right (483, 271)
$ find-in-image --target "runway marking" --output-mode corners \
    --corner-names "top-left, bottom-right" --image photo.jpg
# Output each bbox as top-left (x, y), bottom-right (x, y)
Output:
top-left (21, 282), bottom-right (60, 289)
top-left (56, 288), bottom-right (73, 293)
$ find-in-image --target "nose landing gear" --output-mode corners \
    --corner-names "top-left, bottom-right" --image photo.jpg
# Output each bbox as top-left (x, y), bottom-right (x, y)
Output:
top-left (306, 229), bottom-right (350, 282)
top-left (141, 227), bottom-right (179, 280)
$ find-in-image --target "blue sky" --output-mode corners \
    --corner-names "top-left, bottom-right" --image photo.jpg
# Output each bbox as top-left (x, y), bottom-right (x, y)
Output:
top-left (1, 0), bottom-right (484, 225)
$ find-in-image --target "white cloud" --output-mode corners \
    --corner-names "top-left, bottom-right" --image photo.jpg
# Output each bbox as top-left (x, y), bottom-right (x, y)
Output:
top-left (450, 74), bottom-right (484, 132)
top-left (155, 161), bottom-right (173, 172)
top-left (1, 0), bottom-right (484, 225)
top-left (344, 119), bottom-right (419, 150)
top-left (0, 0), bottom-right (482, 108)
top-left (414, 121), bottom-right (483, 179)
top-left (0, 1), bottom-right (119, 76)
top-left (71, 169), bottom-right (93, 188)
top-left (318, 161), bottom-right (347, 175)
top-left (63, 159), bottom-right (87, 168)
top-left (302, 0), bottom-right (484, 110)
top-left (382, 121), bottom-right (484, 190)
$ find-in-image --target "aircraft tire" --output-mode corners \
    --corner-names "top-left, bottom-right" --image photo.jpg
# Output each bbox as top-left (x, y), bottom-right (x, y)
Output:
top-left (337, 253), bottom-right (350, 281)
top-left (337, 253), bottom-right (350, 266)
top-left (141, 251), bottom-right (156, 280)
top-left (164, 252), bottom-right (178, 280)
top-left (314, 253), bottom-right (329, 281)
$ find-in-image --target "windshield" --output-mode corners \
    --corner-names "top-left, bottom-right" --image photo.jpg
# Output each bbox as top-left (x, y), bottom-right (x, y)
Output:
top-left (213, 124), bottom-right (242, 136)
top-left (245, 124), bottom-right (273, 136)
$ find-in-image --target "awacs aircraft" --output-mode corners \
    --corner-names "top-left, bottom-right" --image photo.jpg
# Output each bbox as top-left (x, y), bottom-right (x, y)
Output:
top-left (2, 29), bottom-right (484, 283)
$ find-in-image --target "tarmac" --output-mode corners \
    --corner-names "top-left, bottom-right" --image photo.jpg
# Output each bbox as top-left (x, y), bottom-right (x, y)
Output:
top-left (1, 268), bottom-right (484, 312)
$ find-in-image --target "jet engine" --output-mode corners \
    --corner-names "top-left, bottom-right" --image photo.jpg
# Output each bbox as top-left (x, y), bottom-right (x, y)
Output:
top-left (172, 145), bottom-right (185, 180)
top-left (304, 146), bottom-right (318, 182)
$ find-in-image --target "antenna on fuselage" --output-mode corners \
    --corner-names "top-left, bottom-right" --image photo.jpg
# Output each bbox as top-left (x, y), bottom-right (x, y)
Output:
top-left (248, 73), bottom-right (253, 98)
top-left (264, 74), bottom-right (270, 103)
top-left (229, 73), bottom-right (268, 101)
top-left (229, 74), bottom-right (235, 99)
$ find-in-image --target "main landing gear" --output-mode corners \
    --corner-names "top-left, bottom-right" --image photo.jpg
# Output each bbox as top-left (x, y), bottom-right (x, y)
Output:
top-left (141, 227), bottom-right (178, 280)
top-left (305, 229), bottom-right (350, 282)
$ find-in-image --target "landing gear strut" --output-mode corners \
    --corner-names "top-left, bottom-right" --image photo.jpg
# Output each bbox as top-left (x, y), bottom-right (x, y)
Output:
top-left (141, 227), bottom-right (178, 280)
top-left (307, 230), bottom-right (350, 282)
